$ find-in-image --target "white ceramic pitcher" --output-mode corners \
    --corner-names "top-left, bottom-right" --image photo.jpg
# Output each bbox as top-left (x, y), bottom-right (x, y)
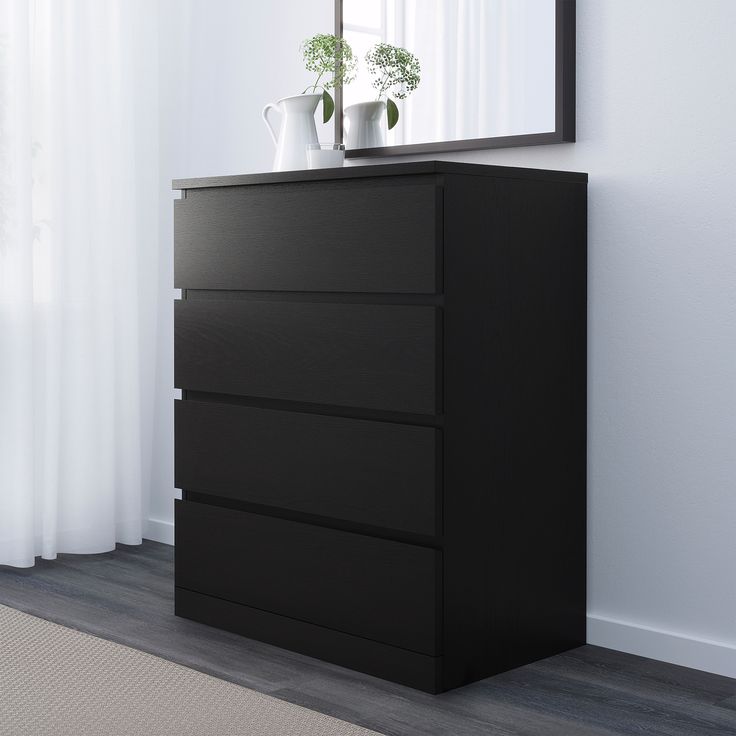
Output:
top-left (343, 100), bottom-right (386, 150)
top-left (262, 93), bottom-right (321, 171)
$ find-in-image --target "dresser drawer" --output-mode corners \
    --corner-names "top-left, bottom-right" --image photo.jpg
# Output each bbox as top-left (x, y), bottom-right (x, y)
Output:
top-left (175, 177), bottom-right (440, 293)
top-left (175, 501), bottom-right (441, 655)
top-left (175, 400), bottom-right (439, 536)
top-left (175, 299), bottom-right (439, 415)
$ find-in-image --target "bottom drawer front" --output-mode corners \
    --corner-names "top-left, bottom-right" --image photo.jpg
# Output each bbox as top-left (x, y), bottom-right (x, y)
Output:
top-left (175, 501), bottom-right (440, 655)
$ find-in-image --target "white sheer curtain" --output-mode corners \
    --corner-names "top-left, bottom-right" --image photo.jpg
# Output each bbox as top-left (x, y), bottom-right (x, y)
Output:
top-left (0, 0), bottom-right (160, 567)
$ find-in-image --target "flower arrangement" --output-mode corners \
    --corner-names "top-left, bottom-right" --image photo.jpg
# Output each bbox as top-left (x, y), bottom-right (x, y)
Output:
top-left (365, 43), bottom-right (421, 129)
top-left (301, 33), bottom-right (358, 123)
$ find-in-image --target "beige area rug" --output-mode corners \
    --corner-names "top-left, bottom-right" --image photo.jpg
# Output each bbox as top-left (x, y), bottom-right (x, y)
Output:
top-left (0, 604), bottom-right (383, 736)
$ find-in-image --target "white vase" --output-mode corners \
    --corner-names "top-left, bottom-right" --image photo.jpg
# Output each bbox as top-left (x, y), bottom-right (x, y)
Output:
top-left (262, 93), bottom-right (321, 171)
top-left (343, 101), bottom-right (386, 150)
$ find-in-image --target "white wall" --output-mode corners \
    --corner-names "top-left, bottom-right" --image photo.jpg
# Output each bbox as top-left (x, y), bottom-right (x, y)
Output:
top-left (149, 0), bottom-right (736, 677)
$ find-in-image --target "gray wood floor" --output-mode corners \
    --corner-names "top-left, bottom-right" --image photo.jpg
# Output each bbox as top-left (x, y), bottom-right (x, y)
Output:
top-left (1, 541), bottom-right (734, 736)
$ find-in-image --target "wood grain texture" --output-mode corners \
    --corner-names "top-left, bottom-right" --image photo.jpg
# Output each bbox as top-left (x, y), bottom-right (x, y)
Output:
top-left (174, 299), bottom-right (439, 414)
top-left (175, 400), bottom-right (440, 536)
top-left (175, 501), bottom-right (441, 655)
top-left (2, 543), bottom-right (734, 736)
top-left (175, 178), bottom-right (439, 293)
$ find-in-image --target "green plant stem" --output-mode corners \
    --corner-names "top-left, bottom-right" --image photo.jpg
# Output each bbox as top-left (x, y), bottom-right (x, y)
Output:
top-left (376, 71), bottom-right (390, 99)
top-left (302, 73), bottom-right (324, 94)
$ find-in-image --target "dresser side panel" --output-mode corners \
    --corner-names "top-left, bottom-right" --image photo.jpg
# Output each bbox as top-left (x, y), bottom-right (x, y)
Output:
top-left (442, 173), bottom-right (587, 688)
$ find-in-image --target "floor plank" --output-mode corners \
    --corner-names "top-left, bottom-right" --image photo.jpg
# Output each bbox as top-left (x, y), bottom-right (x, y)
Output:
top-left (1, 541), bottom-right (734, 736)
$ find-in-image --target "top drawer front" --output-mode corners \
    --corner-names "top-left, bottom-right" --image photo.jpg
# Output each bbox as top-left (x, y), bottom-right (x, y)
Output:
top-left (175, 177), bottom-right (440, 293)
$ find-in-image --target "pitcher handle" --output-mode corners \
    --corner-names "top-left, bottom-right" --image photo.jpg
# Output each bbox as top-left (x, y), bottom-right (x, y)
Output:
top-left (262, 103), bottom-right (280, 147)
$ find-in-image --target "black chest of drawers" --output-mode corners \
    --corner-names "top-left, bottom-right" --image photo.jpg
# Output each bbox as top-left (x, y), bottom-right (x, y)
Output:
top-left (173, 161), bottom-right (587, 693)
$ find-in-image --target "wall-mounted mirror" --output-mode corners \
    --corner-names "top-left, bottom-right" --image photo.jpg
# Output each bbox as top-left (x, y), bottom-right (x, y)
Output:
top-left (336, 0), bottom-right (575, 157)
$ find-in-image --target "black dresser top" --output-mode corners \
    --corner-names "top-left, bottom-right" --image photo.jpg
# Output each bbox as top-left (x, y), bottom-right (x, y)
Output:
top-left (173, 160), bottom-right (587, 190)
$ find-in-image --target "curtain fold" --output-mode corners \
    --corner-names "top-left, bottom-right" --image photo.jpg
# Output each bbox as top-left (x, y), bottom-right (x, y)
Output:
top-left (0, 0), bottom-right (159, 567)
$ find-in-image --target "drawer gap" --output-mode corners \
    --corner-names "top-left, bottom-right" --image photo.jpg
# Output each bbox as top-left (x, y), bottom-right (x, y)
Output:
top-left (183, 391), bottom-right (444, 428)
top-left (183, 290), bottom-right (445, 305)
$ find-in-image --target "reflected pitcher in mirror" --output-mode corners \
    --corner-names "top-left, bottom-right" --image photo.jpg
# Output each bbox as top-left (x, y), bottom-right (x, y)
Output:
top-left (336, 0), bottom-right (575, 156)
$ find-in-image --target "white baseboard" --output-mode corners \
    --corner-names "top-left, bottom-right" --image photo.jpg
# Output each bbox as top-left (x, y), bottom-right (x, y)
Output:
top-left (587, 614), bottom-right (736, 679)
top-left (143, 518), bottom-right (174, 546)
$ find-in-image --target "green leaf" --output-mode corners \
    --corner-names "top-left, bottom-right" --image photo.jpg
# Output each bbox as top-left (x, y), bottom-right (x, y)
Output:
top-left (322, 89), bottom-right (335, 124)
top-left (386, 98), bottom-right (399, 130)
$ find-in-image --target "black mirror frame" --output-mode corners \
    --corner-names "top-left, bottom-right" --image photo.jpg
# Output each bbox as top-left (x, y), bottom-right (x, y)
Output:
top-left (334, 0), bottom-right (575, 158)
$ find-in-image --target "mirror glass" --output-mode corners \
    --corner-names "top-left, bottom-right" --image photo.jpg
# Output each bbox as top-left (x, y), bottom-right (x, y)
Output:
top-left (341, 0), bottom-right (559, 151)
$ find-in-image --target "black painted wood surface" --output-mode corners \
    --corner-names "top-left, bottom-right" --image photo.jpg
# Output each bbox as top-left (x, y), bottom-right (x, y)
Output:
top-left (175, 177), bottom-right (440, 293)
top-left (175, 501), bottom-right (441, 656)
top-left (175, 299), bottom-right (438, 415)
top-left (173, 161), bottom-right (588, 693)
top-left (440, 173), bottom-right (588, 690)
top-left (172, 160), bottom-right (587, 190)
top-left (175, 399), bottom-right (440, 536)
top-left (3, 543), bottom-right (735, 736)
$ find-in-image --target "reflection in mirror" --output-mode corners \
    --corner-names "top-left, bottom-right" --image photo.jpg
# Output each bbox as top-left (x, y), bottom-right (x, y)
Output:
top-left (342, 0), bottom-right (559, 150)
